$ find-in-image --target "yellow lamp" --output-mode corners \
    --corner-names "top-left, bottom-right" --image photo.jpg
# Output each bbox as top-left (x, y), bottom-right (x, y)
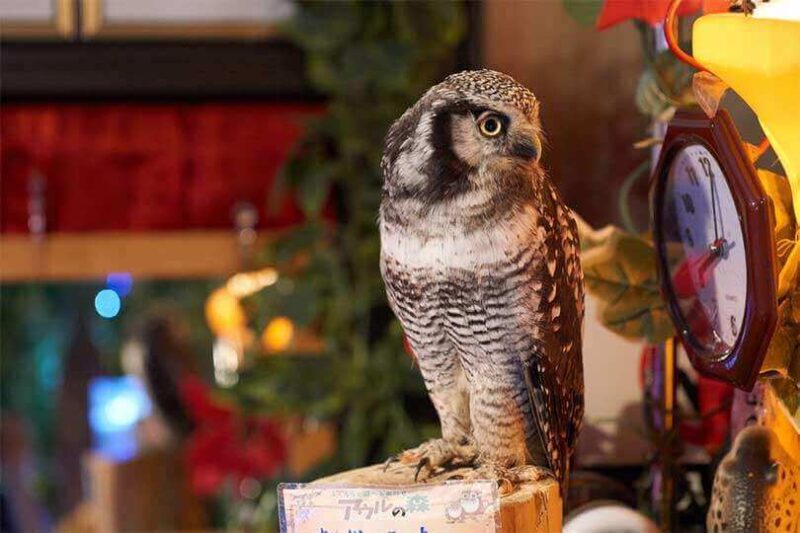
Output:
top-left (693, 14), bottom-right (800, 222)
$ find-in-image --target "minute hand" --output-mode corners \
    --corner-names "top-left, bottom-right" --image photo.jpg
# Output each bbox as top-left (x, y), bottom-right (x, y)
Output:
top-left (710, 171), bottom-right (720, 243)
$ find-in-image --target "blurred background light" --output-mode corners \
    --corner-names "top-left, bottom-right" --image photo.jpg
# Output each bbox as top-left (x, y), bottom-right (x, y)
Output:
top-left (205, 288), bottom-right (246, 337)
top-left (262, 316), bottom-right (294, 353)
top-left (106, 272), bottom-right (134, 297)
top-left (213, 336), bottom-right (242, 387)
top-left (89, 376), bottom-right (152, 461)
top-left (94, 289), bottom-right (121, 318)
top-left (226, 267), bottom-right (279, 298)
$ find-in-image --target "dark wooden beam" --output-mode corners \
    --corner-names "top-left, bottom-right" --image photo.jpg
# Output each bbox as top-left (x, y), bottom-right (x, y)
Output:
top-left (0, 2), bottom-right (481, 102)
top-left (0, 41), bottom-right (318, 101)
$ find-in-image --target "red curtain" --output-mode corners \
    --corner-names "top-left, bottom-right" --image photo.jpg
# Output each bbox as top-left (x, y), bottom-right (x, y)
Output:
top-left (1, 103), bottom-right (322, 233)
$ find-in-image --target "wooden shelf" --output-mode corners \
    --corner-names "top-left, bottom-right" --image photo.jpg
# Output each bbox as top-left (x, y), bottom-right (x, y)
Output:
top-left (0, 231), bottom-right (271, 282)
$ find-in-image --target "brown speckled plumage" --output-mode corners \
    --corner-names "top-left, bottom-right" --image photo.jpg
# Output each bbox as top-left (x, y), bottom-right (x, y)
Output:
top-left (379, 70), bottom-right (584, 489)
top-left (442, 70), bottom-right (540, 121)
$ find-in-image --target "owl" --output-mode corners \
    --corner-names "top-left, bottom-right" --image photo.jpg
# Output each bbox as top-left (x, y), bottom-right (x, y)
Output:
top-left (379, 69), bottom-right (584, 491)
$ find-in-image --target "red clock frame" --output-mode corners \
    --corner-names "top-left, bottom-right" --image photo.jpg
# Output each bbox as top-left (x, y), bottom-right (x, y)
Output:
top-left (652, 108), bottom-right (778, 391)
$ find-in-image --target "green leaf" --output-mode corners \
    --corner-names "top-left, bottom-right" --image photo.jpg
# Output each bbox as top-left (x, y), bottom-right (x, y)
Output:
top-left (635, 50), bottom-right (695, 118)
top-left (562, 0), bottom-right (603, 26)
top-left (580, 223), bottom-right (674, 343)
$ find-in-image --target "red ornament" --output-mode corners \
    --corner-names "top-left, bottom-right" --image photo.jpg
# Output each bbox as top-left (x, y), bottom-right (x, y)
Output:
top-left (596, 0), bottom-right (702, 29)
top-left (702, 0), bottom-right (731, 13)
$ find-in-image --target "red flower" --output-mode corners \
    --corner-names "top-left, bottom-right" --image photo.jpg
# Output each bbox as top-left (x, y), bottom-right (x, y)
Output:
top-left (180, 376), bottom-right (287, 497)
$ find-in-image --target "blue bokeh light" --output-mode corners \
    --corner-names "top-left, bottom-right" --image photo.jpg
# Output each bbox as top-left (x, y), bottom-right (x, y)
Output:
top-left (94, 289), bottom-right (121, 318)
top-left (89, 376), bottom-right (152, 461)
top-left (106, 272), bottom-right (133, 297)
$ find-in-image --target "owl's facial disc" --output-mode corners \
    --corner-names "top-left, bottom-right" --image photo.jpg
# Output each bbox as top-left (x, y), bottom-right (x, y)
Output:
top-left (448, 104), bottom-right (542, 171)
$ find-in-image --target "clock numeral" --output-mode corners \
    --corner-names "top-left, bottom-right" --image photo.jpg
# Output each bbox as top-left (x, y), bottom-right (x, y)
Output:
top-left (699, 156), bottom-right (714, 178)
top-left (680, 193), bottom-right (696, 214)
top-left (687, 166), bottom-right (700, 186)
top-left (730, 315), bottom-right (738, 337)
top-left (684, 227), bottom-right (694, 248)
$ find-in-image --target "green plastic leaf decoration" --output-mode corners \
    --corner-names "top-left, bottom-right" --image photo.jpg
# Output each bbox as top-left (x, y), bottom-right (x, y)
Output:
top-left (562, 0), bottom-right (604, 26)
top-left (636, 50), bottom-right (696, 119)
top-left (577, 217), bottom-right (674, 343)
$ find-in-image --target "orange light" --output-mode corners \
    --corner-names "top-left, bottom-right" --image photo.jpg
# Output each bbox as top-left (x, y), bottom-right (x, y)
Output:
top-left (205, 288), bottom-right (246, 337)
top-left (262, 316), bottom-right (295, 353)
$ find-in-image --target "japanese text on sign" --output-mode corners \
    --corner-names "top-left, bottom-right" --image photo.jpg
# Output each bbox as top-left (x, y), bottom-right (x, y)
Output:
top-left (279, 480), bottom-right (499, 533)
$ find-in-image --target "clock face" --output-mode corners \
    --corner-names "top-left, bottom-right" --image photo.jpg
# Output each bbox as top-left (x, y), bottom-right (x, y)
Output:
top-left (661, 143), bottom-right (748, 358)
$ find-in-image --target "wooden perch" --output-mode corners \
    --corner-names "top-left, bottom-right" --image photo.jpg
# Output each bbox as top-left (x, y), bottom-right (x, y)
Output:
top-left (314, 463), bottom-right (562, 532)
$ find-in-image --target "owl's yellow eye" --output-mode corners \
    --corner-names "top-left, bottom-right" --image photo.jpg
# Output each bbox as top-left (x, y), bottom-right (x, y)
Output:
top-left (478, 114), bottom-right (503, 137)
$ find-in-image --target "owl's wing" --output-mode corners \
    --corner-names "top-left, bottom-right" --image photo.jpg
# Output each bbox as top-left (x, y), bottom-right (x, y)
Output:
top-left (522, 182), bottom-right (584, 488)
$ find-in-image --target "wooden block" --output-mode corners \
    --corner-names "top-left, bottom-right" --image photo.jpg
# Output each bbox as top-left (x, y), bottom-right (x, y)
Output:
top-left (314, 463), bottom-right (562, 532)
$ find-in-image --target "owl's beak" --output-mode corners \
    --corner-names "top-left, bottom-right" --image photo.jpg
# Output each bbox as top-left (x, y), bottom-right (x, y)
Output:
top-left (510, 135), bottom-right (541, 162)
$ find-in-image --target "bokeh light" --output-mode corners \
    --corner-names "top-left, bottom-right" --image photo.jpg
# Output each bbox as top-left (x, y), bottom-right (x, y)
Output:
top-left (106, 272), bottom-right (134, 297)
top-left (262, 316), bottom-right (295, 353)
top-left (89, 376), bottom-right (151, 432)
top-left (205, 288), bottom-right (247, 337)
top-left (89, 376), bottom-right (152, 461)
top-left (95, 289), bottom-right (121, 319)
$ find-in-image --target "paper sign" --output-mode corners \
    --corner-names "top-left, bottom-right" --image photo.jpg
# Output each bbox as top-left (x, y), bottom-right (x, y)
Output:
top-left (279, 480), bottom-right (499, 533)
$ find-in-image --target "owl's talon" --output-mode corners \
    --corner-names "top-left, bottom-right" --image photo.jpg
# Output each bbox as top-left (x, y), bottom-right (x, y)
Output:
top-left (458, 463), bottom-right (550, 495)
top-left (389, 437), bottom-right (477, 481)
top-left (414, 457), bottom-right (432, 482)
top-left (382, 455), bottom-right (399, 472)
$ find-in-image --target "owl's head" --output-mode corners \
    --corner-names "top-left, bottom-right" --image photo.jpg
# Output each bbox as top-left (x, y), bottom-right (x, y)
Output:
top-left (382, 69), bottom-right (543, 204)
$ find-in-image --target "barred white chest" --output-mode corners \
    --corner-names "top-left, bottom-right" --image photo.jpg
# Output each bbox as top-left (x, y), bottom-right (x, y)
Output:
top-left (380, 204), bottom-right (548, 384)
top-left (380, 205), bottom-right (541, 272)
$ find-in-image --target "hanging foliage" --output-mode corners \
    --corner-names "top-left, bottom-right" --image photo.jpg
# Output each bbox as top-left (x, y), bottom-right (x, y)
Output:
top-left (229, 2), bottom-right (467, 474)
top-left (577, 218), bottom-right (675, 343)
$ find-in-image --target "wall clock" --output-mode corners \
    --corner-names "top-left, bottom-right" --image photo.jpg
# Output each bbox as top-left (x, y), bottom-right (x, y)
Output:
top-left (652, 108), bottom-right (778, 390)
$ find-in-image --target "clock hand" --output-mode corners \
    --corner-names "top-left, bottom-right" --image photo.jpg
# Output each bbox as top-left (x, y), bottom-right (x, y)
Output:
top-left (710, 172), bottom-right (721, 244)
